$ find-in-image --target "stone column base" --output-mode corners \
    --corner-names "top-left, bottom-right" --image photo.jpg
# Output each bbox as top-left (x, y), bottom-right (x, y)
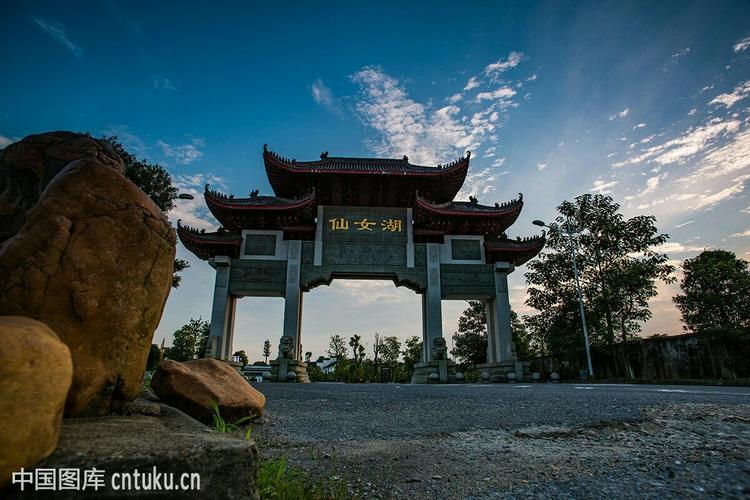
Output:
top-left (476, 360), bottom-right (531, 382)
top-left (270, 359), bottom-right (310, 383)
top-left (411, 360), bottom-right (457, 383)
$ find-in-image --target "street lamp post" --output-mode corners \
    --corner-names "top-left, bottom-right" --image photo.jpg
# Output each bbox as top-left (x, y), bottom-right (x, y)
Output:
top-left (533, 219), bottom-right (595, 378)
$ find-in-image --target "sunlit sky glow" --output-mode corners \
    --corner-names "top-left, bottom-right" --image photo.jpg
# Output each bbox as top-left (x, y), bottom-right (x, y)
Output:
top-left (2, 1), bottom-right (749, 361)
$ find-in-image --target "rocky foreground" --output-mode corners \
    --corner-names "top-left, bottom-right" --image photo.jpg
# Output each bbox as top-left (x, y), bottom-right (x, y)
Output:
top-left (253, 382), bottom-right (750, 499)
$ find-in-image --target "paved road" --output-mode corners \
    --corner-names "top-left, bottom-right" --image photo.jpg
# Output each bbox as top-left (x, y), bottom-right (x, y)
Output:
top-left (254, 382), bottom-right (750, 441)
top-left (252, 382), bottom-right (750, 498)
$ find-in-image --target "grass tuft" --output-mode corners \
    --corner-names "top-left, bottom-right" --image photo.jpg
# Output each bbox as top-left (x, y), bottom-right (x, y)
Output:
top-left (258, 456), bottom-right (353, 500)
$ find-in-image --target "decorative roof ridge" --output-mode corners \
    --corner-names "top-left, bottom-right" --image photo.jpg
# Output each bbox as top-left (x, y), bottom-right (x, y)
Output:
top-left (263, 144), bottom-right (471, 172)
top-left (415, 192), bottom-right (524, 214)
top-left (176, 220), bottom-right (241, 238)
top-left (486, 232), bottom-right (546, 247)
top-left (204, 184), bottom-right (317, 208)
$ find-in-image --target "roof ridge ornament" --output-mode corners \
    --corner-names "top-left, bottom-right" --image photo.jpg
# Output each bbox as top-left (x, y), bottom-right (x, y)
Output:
top-left (320, 151), bottom-right (328, 159)
top-left (402, 154), bottom-right (409, 162)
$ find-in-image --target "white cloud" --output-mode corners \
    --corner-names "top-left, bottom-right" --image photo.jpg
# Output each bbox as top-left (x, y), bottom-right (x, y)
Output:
top-left (157, 137), bottom-right (205, 164)
top-left (447, 93), bottom-right (463, 104)
top-left (171, 173), bottom-right (225, 230)
top-left (153, 77), bottom-right (176, 90)
top-left (311, 78), bottom-right (343, 116)
top-left (483, 51), bottom-right (524, 79)
top-left (464, 77), bottom-right (480, 91)
top-left (0, 134), bottom-right (13, 148)
top-left (687, 108), bottom-right (697, 116)
top-left (613, 118), bottom-right (740, 168)
top-left (475, 86), bottom-right (516, 102)
top-left (662, 47), bottom-right (690, 72)
top-left (536, 163), bottom-right (547, 171)
top-left (730, 229), bottom-right (750, 238)
top-left (591, 179), bottom-right (618, 194)
top-left (101, 124), bottom-right (146, 155)
top-left (639, 174), bottom-right (663, 197)
top-left (32, 18), bottom-right (83, 57)
top-left (609, 107), bottom-right (630, 120)
top-left (652, 242), bottom-right (704, 254)
top-left (710, 80), bottom-right (750, 108)
top-left (733, 35), bottom-right (750, 52)
top-left (633, 123), bottom-right (646, 130)
top-left (742, 206), bottom-right (750, 214)
top-left (674, 220), bottom-right (695, 228)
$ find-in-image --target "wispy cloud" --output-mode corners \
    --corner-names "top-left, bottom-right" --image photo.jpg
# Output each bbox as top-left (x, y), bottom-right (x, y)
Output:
top-left (483, 51), bottom-right (524, 79)
top-left (733, 35), bottom-right (750, 52)
top-left (102, 124), bottom-right (146, 154)
top-left (157, 137), bottom-right (205, 164)
top-left (674, 220), bottom-right (695, 228)
top-left (729, 229), bottom-right (750, 238)
top-left (709, 80), bottom-right (750, 108)
top-left (171, 173), bottom-right (225, 229)
top-left (32, 18), bottom-right (83, 58)
top-left (609, 107), bottom-right (630, 120)
top-left (153, 77), bottom-right (176, 90)
top-left (612, 118), bottom-right (740, 168)
top-left (0, 134), bottom-right (13, 148)
top-left (591, 179), bottom-right (619, 194)
top-left (349, 59), bottom-right (529, 198)
top-left (536, 163), bottom-right (547, 171)
top-left (311, 78), bottom-right (343, 116)
top-left (662, 47), bottom-right (690, 72)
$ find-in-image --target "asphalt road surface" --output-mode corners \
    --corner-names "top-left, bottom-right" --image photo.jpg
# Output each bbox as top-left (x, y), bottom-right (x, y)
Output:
top-left (252, 382), bottom-right (750, 499)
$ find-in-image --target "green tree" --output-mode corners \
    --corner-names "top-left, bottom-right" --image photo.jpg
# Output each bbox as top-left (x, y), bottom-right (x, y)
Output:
top-left (304, 351), bottom-right (312, 363)
top-left (525, 195), bottom-right (675, 362)
top-left (451, 301), bottom-right (488, 366)
top-left (99, 136), bottom-right (188, 288)
top-left (233, 350), bottom-right (249, 366)
top-left (673, 249), bottom-right (750, 335)
top-left (263, 339), bottom-right (271, 363)
top-left (380, 336), bottom-right (402, 367)
top-left (349, 334), bottom-right (365, 367)
top-left (451, 301), bottom-right (534, 366)
top-left (168, 318), bottom-right (210, 362)
top-left (402, 336), bottom-right (423, 377)
top-left (327, 334), bottom-right (348, 360)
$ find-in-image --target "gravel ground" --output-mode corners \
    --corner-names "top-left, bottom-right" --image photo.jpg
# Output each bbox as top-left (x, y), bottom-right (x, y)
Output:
top-left (251, 382), bottom-right (750, 499)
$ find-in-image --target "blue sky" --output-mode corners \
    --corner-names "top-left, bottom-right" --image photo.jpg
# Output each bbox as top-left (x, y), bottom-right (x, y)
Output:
top-left (2, 1), bottom-right (749, 361)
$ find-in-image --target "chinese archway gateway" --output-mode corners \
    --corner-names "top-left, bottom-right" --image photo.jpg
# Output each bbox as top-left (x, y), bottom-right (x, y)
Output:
top-left (178, 146), bottom-right (545, 383)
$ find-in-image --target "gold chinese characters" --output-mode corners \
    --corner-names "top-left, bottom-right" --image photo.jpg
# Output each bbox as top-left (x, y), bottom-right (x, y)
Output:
top-left (328, 217), bottom-right (403, 232)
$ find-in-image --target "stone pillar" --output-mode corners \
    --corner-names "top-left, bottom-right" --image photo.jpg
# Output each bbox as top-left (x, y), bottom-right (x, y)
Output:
top-left (422, 243), bottom-right (443, 362)
top-left (486, 262), bottom-right (516, 363)
top-left (207, 256), bottom-right (233, 360)
top-left (283, 240), bottom-right (303, 361)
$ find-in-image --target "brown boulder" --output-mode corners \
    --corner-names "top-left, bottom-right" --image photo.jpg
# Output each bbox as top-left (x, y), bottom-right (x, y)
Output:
top-left (0, 131), bottom-right (123, 243)
top-left (0, 316), bottom-right (73, 487)
top-left (0, 159), bottom-right (176, 416)
top-left (151, 359), bottom-right (266, 425)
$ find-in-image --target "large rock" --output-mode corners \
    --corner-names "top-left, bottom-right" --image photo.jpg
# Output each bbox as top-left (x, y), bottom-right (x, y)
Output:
top-left (0, 132), bottom-right (123, 243)
top-left (0, 316), bottom-right (73, 487)
top-left (6, 401), bottom-right (260, 499)
top-left (0, 159), bottom-right (176, 416)
top-left (151, 359), bottom-right (266, 425)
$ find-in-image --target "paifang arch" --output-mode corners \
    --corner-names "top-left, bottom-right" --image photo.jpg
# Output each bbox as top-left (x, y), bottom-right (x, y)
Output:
top-left (178, 146), bottom-right (545, 383)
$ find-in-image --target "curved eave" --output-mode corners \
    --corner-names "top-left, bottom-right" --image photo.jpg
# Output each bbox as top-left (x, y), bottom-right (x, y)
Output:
top-left (484, 236), bottom-right (546, 266)
top-left (415, 196), bottom-right (523, 218)
top-left (177, 223), bottom-right (242, 260)
top-left (204, 187), bottom-right (317, 230)
top-left (413, 196), bottom-right (524, 236)
top-left (263, 146), bottom-right (469, 201)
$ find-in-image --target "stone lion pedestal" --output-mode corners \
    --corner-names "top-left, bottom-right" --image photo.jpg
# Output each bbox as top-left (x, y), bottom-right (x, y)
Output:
top-left (476, 360), bottom-right (530, 382)
top-left (270, 336), bottom-right (309, 383)
top-left (411, 338), bottom-right (457, 383)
